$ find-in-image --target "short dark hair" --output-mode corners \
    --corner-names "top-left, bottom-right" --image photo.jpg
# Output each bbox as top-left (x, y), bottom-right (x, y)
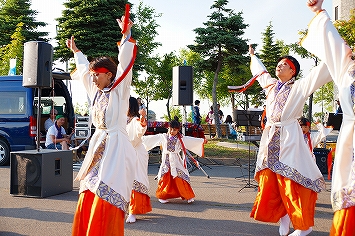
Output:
top-left (298, 117), bottom-right (310, 127)
top-left (169, 116), bottom-right (180, 129)
top-left (195, 100), bottom-right (200, 105)
top-left (277, 55), bottom-right (300, 78)
top-left (128, 97), bottom-right (140, 118)
top-left (89, 56), bottom-right (117, 82)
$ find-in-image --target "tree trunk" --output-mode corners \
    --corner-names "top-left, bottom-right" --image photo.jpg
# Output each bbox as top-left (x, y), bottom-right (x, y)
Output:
top-left (213, 59), bottom-right (223, 138)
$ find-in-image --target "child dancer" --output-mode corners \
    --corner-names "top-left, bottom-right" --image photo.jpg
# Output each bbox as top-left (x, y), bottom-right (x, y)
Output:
top-left (126, 97), bottom-right (152, 223)
top-left (142, 117), bottom-right (207, 204)
top-left (298, 117), bottom-right (332, 153)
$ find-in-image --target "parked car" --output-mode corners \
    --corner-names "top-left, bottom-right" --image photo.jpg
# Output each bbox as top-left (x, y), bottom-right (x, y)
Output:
top-left (0, 70), bottom-right (74, 165)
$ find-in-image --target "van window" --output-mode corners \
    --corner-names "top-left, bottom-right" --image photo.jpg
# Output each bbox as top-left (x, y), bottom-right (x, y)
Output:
top-left (34, 97), bottom-right (67, 115)
top-left (0, 91), bottom-right (26, 114)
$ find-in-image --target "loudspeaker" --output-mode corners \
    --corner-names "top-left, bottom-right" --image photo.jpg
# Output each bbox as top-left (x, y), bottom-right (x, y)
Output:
top-left (172, 66), bottom-right (193, 105)
top-left (23, 41), bottom-right (53, 88)
top-left (325, 112), bottom-right (342, 130)
top-left (313, 148), bottom-right (330, 174)
top-left (10, 149), bottom-right (73, 198)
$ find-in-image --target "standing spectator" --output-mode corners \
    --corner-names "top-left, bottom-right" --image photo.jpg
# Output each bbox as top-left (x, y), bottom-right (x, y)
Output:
top-left (137, 97), bottom-right (146, 111)
top-left (66, 15), bottom-right (137, 235)
top-left (206, 106), bottom-right (214, 124)
top-left (193, 100), bottom-right (202, 125)
top-left (44, 108), bottom-right (58, 132)
top-left (334, 99), bottom-right (342, 115)
top-left (217, 104), bottom-right (224, 124)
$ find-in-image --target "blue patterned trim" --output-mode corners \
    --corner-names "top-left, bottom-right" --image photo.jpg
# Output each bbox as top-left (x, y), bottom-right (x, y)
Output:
top-left (96, 181), bottom-right (129, 213)
top-left (160, 155), bottom-right (170, 177)
top-left (176, 169), bottom-right (191, 184)
top-left (332, 157), bottom-right (355, 211)
top-left (132, 180), bottom-right (149, 195)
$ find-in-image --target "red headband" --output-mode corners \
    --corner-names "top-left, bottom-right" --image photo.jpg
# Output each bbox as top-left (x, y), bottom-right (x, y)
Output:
top-left (282, 58), bottom-right (296, 76)
top-left (91, 67), bottom-right (110, 73)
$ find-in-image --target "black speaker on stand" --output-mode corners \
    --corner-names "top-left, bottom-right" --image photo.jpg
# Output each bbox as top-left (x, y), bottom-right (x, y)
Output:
top-left (10, 149), bottom-right (73, 198)
top-left (22, 41), bottom-right (53, 151)
top-left (22, 41), bottom-right (53, 88)
top-left (172, 66), bottom-right (193, 106)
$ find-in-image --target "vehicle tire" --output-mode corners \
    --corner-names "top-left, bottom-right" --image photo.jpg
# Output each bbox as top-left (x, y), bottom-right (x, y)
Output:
top-left (0, 139), bottom-right (10, 166)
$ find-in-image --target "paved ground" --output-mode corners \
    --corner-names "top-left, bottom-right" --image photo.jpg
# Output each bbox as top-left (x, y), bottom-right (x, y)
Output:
top-left (0, 156), bottom-right (334, 236)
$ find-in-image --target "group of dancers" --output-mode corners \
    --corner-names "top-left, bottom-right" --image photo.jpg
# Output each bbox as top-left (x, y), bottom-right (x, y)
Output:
top-left (66, 10), bottom-right (206, 236)
top-left (64, 0), bottom-right (354, 235)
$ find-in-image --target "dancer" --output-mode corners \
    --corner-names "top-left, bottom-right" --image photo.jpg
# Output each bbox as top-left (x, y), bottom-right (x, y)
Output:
top-left (126, 97), bottom-right (152, 223)
top-left (301, 0), bottom-right (355, 234)
top-left (142, 117), bottom-right (206, 204)
top-left (247, 43), bottom-right (331, 235)
top-left (66, 15), bottom-right (137, 235)
top-left (298, 117), bottom-right (332, 153)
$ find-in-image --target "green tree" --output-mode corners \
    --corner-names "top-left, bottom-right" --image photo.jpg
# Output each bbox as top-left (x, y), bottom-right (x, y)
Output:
top-left (135, 52), bottom-right (179, 121)
top-left (0, 0), bottom-right (48, 46)
top-left (54, 0), bottom-right (128, 64)
top-left (334, 9), bottom-right (355, 50)
top-left (0, 22), bottom-right (25, 75)
top-left (259, 22), bottom-right (282, 78)
top-left (132, 1), bottom-right (161, 80)
top-left (188, 0), bottom-right (249, 138)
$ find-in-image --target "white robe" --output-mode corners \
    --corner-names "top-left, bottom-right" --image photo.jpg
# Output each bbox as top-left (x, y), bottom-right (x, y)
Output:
top-left (251, 55), bottom-right (332, 192)
top-left (302, 10), bottom-right (355, 211)
top-left (70, 40), bottom-right (137, 213)
top-left (126, 117), bottom-right (149, 193)
top-left (142, 134), bottom-right (204, 180)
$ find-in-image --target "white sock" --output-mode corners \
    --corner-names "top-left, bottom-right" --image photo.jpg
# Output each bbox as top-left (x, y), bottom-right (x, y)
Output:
top-left (279, 214), bottom-right (291, 236)
top-left (159, 199), bottom-right (169, 204)
top-left (187, 198), bottom-right (194, 203)
top-left (289, 227), bottom-right (312, 236)
top-left (126, 214), bottom-right (136, 223)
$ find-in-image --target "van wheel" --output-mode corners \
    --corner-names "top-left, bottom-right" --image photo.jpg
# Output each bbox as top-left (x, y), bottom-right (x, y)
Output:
top-left (0, 139), bottom-right (10, 166)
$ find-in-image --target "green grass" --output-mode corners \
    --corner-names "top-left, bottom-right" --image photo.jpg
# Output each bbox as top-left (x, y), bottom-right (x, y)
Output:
top-left (204, 139), bottom-right (251, 159)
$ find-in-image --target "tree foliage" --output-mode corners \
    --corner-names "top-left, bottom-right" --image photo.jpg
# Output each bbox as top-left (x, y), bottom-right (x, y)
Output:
top-left (334, 9), bottom-right (355, 51)
top-left (132, 1), bottom-right (161, 80)
top-left (188, 0), bottom-right (249, 137)
top-left (134, 52), bottom-right (179, 121)
top-left (259, 22), bottom-right (282, 78)
top-left (54, 0), bottom-right (128, 64)
top-left (0, 0), bottom-right (48, 47)
top-left (0, 22), bottom-right (25, 75)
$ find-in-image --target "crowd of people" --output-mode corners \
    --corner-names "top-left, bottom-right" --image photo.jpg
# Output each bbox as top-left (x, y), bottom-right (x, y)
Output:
top-left (50, 1), bottom-right (355, 235)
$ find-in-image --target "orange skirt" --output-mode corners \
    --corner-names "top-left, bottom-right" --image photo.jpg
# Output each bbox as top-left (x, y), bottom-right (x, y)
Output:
top-left (72, 190), bottom-right (125, 236)
top-left (250, 168), bottom-right (317, 230)
top-left (156, 171), bottom-right (195, 200)
top-left (330, 206), bottom-right (355, 236)
top-left (129, 190), bottom-right (152, 215)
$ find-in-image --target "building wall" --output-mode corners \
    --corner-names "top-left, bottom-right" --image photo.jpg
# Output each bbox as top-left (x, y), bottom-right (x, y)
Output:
top-left (333, 0), bottom-right (355, 20)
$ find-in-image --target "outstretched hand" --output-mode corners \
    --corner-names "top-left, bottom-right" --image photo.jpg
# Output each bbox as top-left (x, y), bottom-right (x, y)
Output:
top-left (116, 17), bottom-right (133, 36)
top-left (66, 36), bottom-right (79, 53)
top-left (249, 44), bottom-right (255, 56)
top-left (307, 0), bottom-right (324, 12)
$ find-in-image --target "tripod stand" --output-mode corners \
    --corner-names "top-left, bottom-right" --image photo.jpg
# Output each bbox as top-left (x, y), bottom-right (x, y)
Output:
top-left (235, 109), bottom-right (261, 191)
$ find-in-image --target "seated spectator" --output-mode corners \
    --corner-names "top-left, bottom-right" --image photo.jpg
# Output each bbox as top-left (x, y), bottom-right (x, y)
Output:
top-left (224, 115), bottom-right (238, 138)
top-left (44, 108), bottom-right (58, 132)
top-left (45, 114), bottom-right (74, 150)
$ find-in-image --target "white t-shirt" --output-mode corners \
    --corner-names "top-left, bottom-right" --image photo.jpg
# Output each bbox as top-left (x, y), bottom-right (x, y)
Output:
top-left (45, 125), bottom-right (66, 147)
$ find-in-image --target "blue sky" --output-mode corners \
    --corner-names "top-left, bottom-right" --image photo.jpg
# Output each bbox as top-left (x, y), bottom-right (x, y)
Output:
top-left (31, 0), bottom-right (334, 118)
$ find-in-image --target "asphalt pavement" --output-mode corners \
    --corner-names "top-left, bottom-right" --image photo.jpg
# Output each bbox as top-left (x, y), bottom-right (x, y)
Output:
top-left (0, 159), bottom-right (334, 236)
